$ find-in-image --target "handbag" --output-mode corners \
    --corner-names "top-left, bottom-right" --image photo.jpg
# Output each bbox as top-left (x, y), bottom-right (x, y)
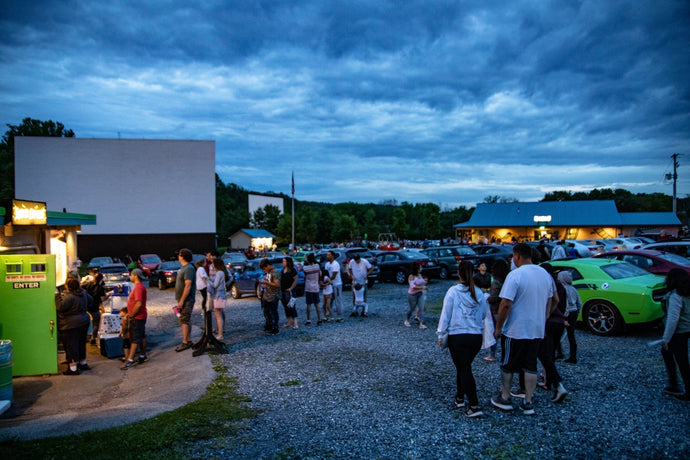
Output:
top-left (287, 296), bottom-right (297, 308)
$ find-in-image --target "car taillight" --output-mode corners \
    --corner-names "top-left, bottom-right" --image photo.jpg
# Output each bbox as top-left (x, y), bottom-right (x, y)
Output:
top-left (163, 271), bottom-right (173, 276)
top-left (454, 255), bottom-right (462, 261)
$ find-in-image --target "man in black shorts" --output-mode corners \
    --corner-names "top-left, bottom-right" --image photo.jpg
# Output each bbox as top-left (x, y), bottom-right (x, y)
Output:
top-left (175, 248), bottom-right (197, 351)
top-left (492, 243), bottom-right (557, 415)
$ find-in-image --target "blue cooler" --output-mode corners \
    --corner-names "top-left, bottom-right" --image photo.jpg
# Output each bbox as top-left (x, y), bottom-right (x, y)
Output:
top-left (0, 340), bottom-right (13, 403)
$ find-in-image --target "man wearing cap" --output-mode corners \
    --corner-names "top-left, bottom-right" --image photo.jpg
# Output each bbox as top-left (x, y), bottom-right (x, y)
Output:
top-left (348, 252), bottom-right (373, 317)
top-left (121, 268), bottom-right (147, 369)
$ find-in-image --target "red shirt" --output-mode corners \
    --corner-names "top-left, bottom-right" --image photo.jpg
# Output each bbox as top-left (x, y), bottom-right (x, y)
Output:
top-left (127, 282), bottom-right (147, 320)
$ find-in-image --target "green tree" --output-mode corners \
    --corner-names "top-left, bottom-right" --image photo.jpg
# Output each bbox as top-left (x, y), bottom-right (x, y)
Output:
top-left (263, 204), bottom-right (282, 233)
top-left (391, 207), bottom-right (408, 238)
top-left (250, 207), bottom-right (266, 229)
top-left (332, 213), bottom-right (358, 242)
top-left (275, 213), bottom-right (293, 246)
top-left (0, 118), bottom-right (75, 199)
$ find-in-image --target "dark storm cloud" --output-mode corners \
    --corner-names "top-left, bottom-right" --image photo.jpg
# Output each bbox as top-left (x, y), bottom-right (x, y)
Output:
top-left (0, 0), bottom-right (688, 206)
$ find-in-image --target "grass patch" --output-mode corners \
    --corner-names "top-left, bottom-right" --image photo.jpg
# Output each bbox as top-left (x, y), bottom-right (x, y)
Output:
top-left (0, 360), bottom-right (257, 459)
top-left (279, 379), bottom-right (301, 386)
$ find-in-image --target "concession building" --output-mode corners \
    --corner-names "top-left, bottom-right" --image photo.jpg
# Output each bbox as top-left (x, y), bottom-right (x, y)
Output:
top-left (455, 200), bottom-right (681, 243)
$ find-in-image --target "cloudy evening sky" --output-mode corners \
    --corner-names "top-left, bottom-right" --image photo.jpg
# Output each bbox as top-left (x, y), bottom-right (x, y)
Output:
top-left (1, 0), bottom-right (688, 209)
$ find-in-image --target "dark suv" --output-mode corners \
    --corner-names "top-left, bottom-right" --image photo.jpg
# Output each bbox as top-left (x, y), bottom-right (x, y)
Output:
top-left (314, 248), bottom-right (380, 288)
top-left (421, 245), bottom-right (479, 279)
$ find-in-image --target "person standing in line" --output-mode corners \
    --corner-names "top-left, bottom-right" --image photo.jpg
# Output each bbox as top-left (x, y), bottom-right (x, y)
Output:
top-left (536, 239), bottom-right (551, 262)
top-left (660, 268), bottom-right (690, 400)
top-left (280, 257), bottom-right (300, 328)
top-left (405, 263), bottom-right (428, 329)
top-left (473, 263), bottom-right (492, 293)
top-left (437, 261), bottom-right (490, 418)
top-left (535, 263), bottom-right (568, 403)
top-left (174, 248), bottom-right (196, 352)
top-left (550, 240), bottom-right (567, 260)
top-left (121, 269), bottom-right (148, 369)
top-left (209, 258), bottom-right (229, 340)
top-left (325, 251), bottom-right (344, 322)
top-left (56, 277), bottom-right (92, 375)
top-left (83, 272), bottom-right (106, 345)
top-left (195, 258), bottom-right (209, 313)
top-left (558, 270), bottom-right (582, 364)
top-left (484, 260), bottom-right (509, 362)
top-left (348, 253), bottom-right (373, 317)
top-left (321, 272), bottom-right (334, 321)
top-left (259, 258), bottom-right (281, 334)
top-left (491, 243), bottom-right (556, 416)
top-left (302, 253), bottom-right (322, 326)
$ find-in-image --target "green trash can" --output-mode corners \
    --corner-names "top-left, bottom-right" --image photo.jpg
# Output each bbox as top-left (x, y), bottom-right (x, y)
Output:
top-left (0, 340), bottom-right (13, 402)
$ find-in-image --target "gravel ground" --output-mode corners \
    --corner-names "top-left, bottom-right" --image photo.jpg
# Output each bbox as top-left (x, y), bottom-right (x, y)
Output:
top-left (149, 279), bottom-right (689, 459)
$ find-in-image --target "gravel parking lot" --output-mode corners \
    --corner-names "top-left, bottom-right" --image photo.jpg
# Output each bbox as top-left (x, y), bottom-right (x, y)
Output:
top-left (145, 279), bottom-right (689, 459)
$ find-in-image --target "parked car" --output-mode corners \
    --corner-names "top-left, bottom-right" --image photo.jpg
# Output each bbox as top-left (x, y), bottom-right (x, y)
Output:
top-left (222, 252), bottom-right (249, 273)
top-left (577, 239), bottom-right (617, 253)
top-left (568, 239), bottom-right (604, 257)
top-left (137, 253), bottom-right (162, 276)
top-left (314, 248), bottom-right (380, 288)
top-left (149, 260), bottom-right (182, 290)
top-left (471, 244), bottom-right (514, 271)
top-left (420, 245), bottom-right (479, 279)
top-left (604, 238), bottom-right (644, 250)
top-left (192, 254), bottom-right (206, 265)
top-left (375, 249), bottom-right (440, 284)
top-left (228, 259), bottom-right (264, 299)
top-left (99, 263), bottom-right (130, 288)
top-left (547, 258), bottom-right (667, 336)
top-left (594, 249), bottom-right (690, 276)
top-left (642, 241), bottom-right (690, 259)
top-left (87, 256), bottom-right (113, 270)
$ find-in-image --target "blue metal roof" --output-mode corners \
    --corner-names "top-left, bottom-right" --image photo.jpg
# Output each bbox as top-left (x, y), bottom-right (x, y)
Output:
top-left (236, 228), bottom-right (276, 238)
top-left (455, 200), bottom-right (621, 228)
top-left (47, 210), bottom-right (97, 226)
top-left (618, 212), bottom-right (680, 226)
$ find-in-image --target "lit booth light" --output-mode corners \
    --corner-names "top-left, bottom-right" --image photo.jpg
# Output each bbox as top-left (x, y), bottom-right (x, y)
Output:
top-left (252, 237), bottom-right (273, 251)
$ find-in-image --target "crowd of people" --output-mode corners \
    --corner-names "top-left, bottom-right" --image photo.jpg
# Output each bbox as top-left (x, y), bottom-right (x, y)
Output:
top-left (58, 242), bottom-right (690, 411)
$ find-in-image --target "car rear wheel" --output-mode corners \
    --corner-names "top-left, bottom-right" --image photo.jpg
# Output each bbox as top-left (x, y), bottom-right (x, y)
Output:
top-left (231, 283), bottom-right (241, 299)
top-left (439, 265), bottom-right (449, 279)
top-left (395, 270), bottom-right (407, 284)
top-left (158, 278), bottom-right (166, 290)
top-left (584, 300), bottom-right (622, 336)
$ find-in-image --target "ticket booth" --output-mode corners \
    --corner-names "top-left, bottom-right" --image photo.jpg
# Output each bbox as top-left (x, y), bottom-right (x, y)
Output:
top-left (0, 199), bottom-right (96, 376)
top-left (0, 254), bottom-right (57, 375)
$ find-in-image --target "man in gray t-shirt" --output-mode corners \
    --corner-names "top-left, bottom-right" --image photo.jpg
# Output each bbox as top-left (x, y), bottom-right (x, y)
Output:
top-left (174, 248), bottom-right (197, 352)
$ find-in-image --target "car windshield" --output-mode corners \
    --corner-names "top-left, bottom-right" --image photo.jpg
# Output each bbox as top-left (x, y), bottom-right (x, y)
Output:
top-left (160, 261), bottom-right (181, 269)
top-left (403, 251), bottom-right (427, 260)
top-left (100, 265), bottom-right (127, 273)
top-left (142, 256), bottom-right (161, 263)
top-left (658, 252), bottom-right (690, 266)
top-left (223, 253), bottom-right (247, 261)
top-left (456, 247), bottom-right (476, 255)
top-left (600, 262), bottom-right (650, 279)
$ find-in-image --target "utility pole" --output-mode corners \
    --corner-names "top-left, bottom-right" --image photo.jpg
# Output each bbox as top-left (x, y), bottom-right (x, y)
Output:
top-left (672, 153), bottom-right (679, 215)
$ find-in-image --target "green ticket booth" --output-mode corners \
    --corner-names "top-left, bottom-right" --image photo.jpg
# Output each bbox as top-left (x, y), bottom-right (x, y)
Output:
top-left (0, 254), bottom-right (58, 376)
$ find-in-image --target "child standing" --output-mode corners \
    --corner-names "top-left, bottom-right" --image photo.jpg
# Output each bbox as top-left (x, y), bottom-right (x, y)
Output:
top-left (321, 273), bottom-right (334, 322)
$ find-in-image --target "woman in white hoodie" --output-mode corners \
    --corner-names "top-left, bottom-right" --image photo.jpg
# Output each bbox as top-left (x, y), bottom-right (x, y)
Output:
top-left (437, 261), bottom-right (490, 418)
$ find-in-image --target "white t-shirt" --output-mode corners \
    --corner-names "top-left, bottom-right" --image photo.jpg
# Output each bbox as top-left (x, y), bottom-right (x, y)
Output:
top-left (325, 260), bottom-right (342, 286)
top-left (348, 258), bottom-right (371, 284)
top-left (499, 264), bottom-right (554, 339)
top-left (196, 266), bottom-right (209, 290)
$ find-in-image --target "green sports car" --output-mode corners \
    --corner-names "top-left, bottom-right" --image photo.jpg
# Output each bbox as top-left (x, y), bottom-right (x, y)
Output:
top-left (546, 258), bottom-right (668, 336)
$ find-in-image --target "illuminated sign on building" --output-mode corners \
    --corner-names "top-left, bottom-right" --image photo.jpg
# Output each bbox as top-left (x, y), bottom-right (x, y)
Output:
top-left (12, 199), bottom-right (47, 225)
top-left (533, 215), bottom-right (552, 223)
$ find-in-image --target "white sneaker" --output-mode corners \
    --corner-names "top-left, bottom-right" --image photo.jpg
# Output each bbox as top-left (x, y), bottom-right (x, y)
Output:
top-left (419, 323), bottom-right (428, 330)
top-left (404, 320), bottom-right (411, 327)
